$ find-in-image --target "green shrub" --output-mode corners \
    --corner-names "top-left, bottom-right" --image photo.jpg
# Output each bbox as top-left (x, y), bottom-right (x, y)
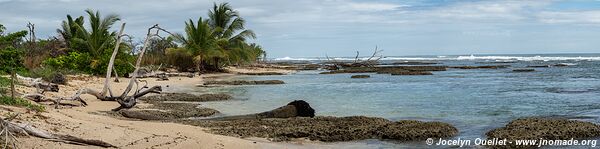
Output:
top-left (0, 46), bottom-right (26, 73)
top-left (42, 51), bottom-right (134, 75)
top-left (43, 51), bottom-right (92, 72)
top-left (0, 96), bottom-right (45, 112)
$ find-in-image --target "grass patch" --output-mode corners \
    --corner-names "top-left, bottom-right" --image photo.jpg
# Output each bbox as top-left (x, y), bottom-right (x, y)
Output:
top-left (0, 96), bottom-right (45, 112)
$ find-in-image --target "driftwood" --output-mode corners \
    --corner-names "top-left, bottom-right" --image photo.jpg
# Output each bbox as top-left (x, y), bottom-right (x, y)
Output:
top-left (205, 100), bottom-right (315, 121)
top-left (61, 24), bottom-right (170, 111)
top-left (325, 46), bottom-right (384, 68)
top-left (15, 74), bottom-right (59, 93)
top-left (0, 114), bottom-right (115, 148)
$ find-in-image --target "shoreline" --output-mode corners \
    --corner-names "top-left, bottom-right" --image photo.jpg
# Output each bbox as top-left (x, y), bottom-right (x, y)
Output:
top-left (8, 67), bottom-right (297, 149)
top-left (5, 64), bottom-right (600, 148)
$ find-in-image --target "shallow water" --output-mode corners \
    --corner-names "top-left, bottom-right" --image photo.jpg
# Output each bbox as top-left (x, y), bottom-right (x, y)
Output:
top-left (185, 54), bottom-right (600, 148)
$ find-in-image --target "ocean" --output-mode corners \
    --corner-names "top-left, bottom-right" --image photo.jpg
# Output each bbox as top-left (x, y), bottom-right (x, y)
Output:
top-left (179, 54), bottom-right (600, 148)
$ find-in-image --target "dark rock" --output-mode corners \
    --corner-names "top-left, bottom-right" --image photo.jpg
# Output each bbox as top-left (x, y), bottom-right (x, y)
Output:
top-left (285, 100), bottom-right (315, 118)
top-left (203, 80), bottom-right (285, 85)
top-left (513, 69), bottom-right (535, 72)
top-left (486, 118), bottom-right (600, 148)
top-left (139, 93), bottom-right (233, 102)
top-left (205, 100), bottom-right (315, 121)
top-left (351, 75), bottom-right (370, 78)
top-left (552, 63), bottom-right (571, 67)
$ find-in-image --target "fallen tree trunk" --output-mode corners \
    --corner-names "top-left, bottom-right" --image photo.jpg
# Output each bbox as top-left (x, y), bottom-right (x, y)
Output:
top-left (0, 117), bottom-right (115, 147)
top-left (205, 100), bottom-right (315, 121)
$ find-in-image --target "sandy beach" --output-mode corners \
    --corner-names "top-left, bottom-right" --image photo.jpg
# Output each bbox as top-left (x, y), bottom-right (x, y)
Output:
top-left (3, 67), bottom-right (298, 149)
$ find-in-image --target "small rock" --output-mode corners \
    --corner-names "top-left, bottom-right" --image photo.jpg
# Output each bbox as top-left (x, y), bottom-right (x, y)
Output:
top-left (513, 69), bottom-right (535, 72)
top-left (351, 75), bottom-right (370, 78)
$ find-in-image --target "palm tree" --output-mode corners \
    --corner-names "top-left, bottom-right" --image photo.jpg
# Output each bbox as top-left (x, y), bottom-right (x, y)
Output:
top-left (173, 17), bottom-right (219, 71)
top-left (208, 2), bottom-right (257, 66)
top-left (56, 15), bottom-right (84, 48)
top-left (76, 9), bottom-right (121, 58)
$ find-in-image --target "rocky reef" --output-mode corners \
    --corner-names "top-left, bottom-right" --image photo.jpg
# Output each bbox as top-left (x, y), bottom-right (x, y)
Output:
top-left (486, 118), bottom-right (600, 148)
top-left (238, 72), bottom-right (285, 75)
top-left (138, 93), bottom-right (233, 102)
top-left (185, 116), bottom-right (458, 142)
top-left (203, 80), bottom-right (285, 85)
top-left (449, 65), bottom-right (510, 69)
top-left (320, 66), bottom-right (443, 75)
top-left (119, 93), bottom-right (234, 120)
top-left (182, 100), bottom-right (457, 142)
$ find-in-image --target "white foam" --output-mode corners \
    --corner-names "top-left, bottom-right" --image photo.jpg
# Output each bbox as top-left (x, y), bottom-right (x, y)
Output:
top-left (272, 55), bottom-right (600, 61)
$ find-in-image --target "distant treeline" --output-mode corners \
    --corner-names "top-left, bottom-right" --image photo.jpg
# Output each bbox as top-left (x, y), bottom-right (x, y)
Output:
top-left (0, 2), bottom-right (266, 78)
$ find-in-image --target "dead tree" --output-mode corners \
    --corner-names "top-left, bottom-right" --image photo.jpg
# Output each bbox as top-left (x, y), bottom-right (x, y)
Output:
top-left (68, 24), bottom-right (180, 111)
top-left (325, 46), bottom-right (384, 68)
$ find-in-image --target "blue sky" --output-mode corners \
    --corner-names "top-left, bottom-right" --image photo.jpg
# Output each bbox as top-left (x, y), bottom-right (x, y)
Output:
top-left (1, 0), bottom-right (600, 57)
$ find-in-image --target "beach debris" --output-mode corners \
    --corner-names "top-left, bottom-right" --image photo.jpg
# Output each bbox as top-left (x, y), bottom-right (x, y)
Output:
top-left (0, 113), bottom-right (115, 148)
top-left (15, 74), bottom-right (59, 93)
top-left (486, 118), bottom-right (600, 148)
top-left (351, 75), bottom-right (370, 78)
top-left (325, 46), bottom-right (384, 68)
top-left (512, 68), bottom-right (535, 72)
top-left (205, 100), bottom-right (315, 121)
top-left (203, 80), bottom-right (285, 85)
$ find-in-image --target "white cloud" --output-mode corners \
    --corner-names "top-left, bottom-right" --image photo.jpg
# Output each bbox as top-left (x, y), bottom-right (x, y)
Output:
top-left (339, 2), bottom-right (407, 12)
top-left (537, 11), bottom-right (600, 24)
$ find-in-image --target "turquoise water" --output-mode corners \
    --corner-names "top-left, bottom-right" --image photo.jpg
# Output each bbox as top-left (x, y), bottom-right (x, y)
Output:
top-left (188, 54), bottom-right (600, 148)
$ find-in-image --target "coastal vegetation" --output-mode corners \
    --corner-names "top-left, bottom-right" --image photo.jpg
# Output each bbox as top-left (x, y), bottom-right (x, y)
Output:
top-left (0, 2), bottom-right (264, 77)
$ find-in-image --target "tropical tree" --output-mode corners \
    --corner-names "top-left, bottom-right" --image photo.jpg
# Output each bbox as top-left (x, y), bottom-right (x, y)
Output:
top-left (47, 9), bottom-right (133, 75)
top-left (173, 17), bottom-right (218, 71)
top-left (56, 15), bottom-right (84, 48)
top-left (172, 2), bottom-right (266, 72)
top-left (208, 2), bottom-right (257, 66)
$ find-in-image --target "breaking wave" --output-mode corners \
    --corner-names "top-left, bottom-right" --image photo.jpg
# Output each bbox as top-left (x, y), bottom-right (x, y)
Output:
top-left (273, 55), bottom-right (600, 61)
